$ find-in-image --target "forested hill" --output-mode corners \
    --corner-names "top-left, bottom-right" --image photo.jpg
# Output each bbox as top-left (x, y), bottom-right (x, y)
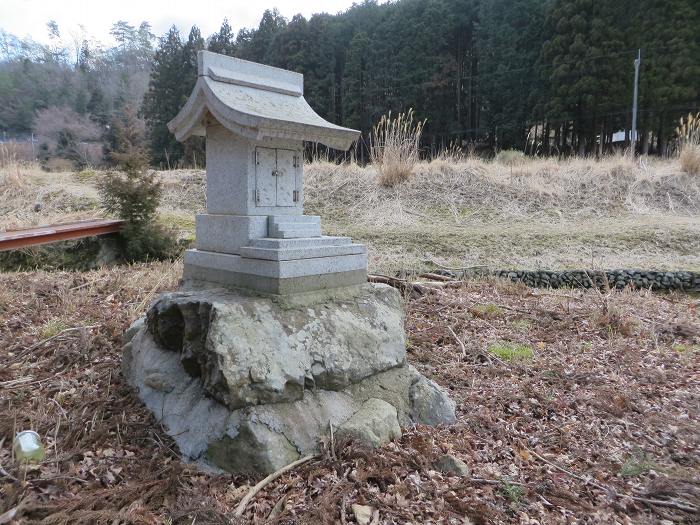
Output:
top-left (1, 0), bottom-right (699, 168)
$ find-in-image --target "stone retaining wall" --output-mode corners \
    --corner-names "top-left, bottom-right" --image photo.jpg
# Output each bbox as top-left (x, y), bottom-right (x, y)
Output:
top-left (491, 269), bottom-right (700, 292)
top-left (434, 268), bottom-right (700, 292)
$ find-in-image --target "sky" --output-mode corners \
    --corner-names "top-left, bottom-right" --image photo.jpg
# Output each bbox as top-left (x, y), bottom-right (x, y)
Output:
top-left (0, 0), bottom-right (363, 45)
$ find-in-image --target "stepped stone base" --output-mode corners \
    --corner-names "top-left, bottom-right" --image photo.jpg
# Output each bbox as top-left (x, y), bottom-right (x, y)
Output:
top-left (183, 246), bottom-right (368, 294)
top-left (122, 283), bottom-right (456, 474)
top-left (195, 214), bottom-right (268, 254)
top-left (268, 215), bottom-right (322, 238)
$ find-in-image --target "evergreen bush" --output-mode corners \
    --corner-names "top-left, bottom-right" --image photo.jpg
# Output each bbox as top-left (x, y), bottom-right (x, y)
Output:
top-left (98, 107), bottom-right (179, 262)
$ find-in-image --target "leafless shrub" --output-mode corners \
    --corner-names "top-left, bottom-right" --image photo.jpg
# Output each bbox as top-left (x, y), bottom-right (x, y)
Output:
top-left (370, 109), bottom-right (425, 187)
top-left (33, 106), bottom-right (102, 145)
top-left (33, 106), bottom-right (103, 168)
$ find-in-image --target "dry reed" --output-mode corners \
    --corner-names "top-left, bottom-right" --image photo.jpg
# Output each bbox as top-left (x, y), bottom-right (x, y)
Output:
top-left (370, 109), bottom-right (425, 187)
top-left (677, 112), bottom-right (700, 175)
top-left (0, 143), bottom-right (26, 192)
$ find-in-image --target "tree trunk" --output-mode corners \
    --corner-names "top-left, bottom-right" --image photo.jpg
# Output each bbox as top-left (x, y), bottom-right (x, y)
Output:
top-left (641, 130), bottom-right (650, 155)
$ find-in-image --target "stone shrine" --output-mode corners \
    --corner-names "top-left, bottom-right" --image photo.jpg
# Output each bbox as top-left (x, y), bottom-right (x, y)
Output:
top-left (123, 51), bottom-right (456, 475)
top-left (167, 50), bottom-right (366, 295)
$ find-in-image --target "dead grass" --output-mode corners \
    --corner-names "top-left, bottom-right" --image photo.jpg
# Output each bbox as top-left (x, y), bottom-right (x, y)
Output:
top-left (0, 264), bottom-right (698, 523)
top-left (305, 154), bottom-right (700, 273)
top-left (0, 144), bottom-right (34, 204)
top-left (3, 155), bottom-right (700, 273)
top-left (306, 153), bottom-right (700, 220)
top-left (370, 109), bottom-right (425, 187)
top-left (680, 144), bottom-right (700, 175)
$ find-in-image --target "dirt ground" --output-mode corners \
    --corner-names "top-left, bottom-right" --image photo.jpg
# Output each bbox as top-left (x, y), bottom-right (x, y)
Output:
top-left (1, 262), bottom-right (698, 524)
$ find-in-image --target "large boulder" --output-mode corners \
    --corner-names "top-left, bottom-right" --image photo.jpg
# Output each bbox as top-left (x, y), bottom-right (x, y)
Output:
top-left (144, 284), bottom-right (406, 409)
top-left (123, 283), bottom-right (456, 474)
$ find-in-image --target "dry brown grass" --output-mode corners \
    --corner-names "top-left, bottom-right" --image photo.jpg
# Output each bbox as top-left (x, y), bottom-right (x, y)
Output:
top-left (0, 143), bottom-right (29, 193)
top-left (307, 153), bottom-right (700, 220)
top-left (676, 112), bottom-right (700, 176)
top-left (4, 155), bottom-right (700, 272)
top-left (305, 154), bottom-right (700, 273)
top-left (370, 109), bottom-right (425, 187)
top-left (680, 144), bottom-right (700, 175)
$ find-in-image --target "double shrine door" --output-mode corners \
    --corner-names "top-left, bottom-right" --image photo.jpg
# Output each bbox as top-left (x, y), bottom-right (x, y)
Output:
top-left (254, 147), bottom-right (301, 207)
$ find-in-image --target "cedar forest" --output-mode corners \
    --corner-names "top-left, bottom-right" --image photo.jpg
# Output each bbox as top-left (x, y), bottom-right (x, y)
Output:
top-left (0, 0), bottom-right (699, 168)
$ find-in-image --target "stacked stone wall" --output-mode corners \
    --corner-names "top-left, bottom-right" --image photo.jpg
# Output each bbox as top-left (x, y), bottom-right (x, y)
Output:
top-left (434, 268), bottom-right (700, 292)
top-left (491, 269), bottom-right (700, 291)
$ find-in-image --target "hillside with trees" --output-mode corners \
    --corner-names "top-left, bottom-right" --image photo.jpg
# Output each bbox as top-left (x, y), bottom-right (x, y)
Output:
top-left (1, 0), bottom-right (699, 168)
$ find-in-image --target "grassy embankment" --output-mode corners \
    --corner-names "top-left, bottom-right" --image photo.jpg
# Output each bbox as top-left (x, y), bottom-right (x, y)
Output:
top-left (2, 154), bottom-right (699, 273)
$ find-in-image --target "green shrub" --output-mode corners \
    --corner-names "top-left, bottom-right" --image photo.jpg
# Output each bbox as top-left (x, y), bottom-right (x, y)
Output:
top-left (620, 452), bottom-right (654, 478)
top-left (488, 342), bottom-right (534, 362)
top-left (470, 303), bottom-right (504, 318)
top-left (499, 481), bottom-right (524, 509)
top-left (97, 107), bottom-right (178, 262)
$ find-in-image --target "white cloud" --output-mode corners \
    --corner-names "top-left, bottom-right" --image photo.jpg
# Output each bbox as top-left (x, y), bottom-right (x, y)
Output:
top-left (0, 0), bottom-right (359, 45)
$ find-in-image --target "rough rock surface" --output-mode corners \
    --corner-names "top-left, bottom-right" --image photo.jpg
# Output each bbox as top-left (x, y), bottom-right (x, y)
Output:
top-left (435, 454), bottom-right (470, 477)
top-left (337, 398), bottom-right (402, 448)
top-left (123, 283), bottom-right (456, 474)
top-left (145, 284), bottom-right (405, 409)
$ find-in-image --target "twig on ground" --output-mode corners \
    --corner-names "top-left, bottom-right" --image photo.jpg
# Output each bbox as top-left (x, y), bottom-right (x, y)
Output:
top-left (426, 259), bottom-right (490, 273)
top-left (470, 477), bottom-right (526, 487)
top-left (234, 454), bottom-right (317, 518)
top-left (266, 493), bottom-right (288, 521)
top-left (368, 274), bottom-right (432, 295)
top-left (0, 461), bottom-right (17, 481)
top-left (415, 280), bottom-right (462, 289)
top-left (527, 449), bottom-right (698, 514)
top-left (419, 272), bottom-right (454, 282)
top-left (0, 504), bottom-right (21, 525)
top-left (447, 326), bottom-right (467, 359)
top-left (19, 324), bottom-right (101, 357)
top-left (401, 208), bottom-right (432, 220)
top-left (329, 419), bottom-right (336, 460)
top-left (68, 280), bottom-right (95, 292)
top-left (527, 448), bottom-right (609, 493)
top-left (0, 376), bottom-right (34, 388)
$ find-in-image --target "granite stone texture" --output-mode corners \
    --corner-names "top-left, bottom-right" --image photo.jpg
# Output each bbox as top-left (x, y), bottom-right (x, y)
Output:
top-left (122, 283), bottom-right (456, 474)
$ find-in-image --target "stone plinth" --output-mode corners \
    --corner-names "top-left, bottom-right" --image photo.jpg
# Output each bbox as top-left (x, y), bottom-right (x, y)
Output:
top-left (122, 284), bottom-right (456, 474)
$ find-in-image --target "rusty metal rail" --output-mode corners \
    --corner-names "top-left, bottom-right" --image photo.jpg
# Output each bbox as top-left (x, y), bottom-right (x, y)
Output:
top-left (0, 219), bottom-right (124, 251)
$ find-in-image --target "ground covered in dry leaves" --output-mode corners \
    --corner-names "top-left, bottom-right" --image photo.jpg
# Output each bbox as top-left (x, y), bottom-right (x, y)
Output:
top-left (1, 263), bottom-right (698, 524)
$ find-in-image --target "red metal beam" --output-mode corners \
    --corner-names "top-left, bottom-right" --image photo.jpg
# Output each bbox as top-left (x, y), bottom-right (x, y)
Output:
top-left (0, 219), bottom-right (124, 251)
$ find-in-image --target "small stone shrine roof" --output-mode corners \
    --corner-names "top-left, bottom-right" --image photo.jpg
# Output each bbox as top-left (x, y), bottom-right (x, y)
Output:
top-left (168, 51), bottom-right (360, 150)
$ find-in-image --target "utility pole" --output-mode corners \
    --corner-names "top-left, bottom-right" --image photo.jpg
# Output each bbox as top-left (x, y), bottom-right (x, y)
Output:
top-left (631, 49), bottom-right (641, 153)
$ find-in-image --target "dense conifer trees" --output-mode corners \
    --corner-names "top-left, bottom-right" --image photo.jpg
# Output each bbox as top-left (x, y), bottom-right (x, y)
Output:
top-left (1, 0), bottom-right (698, 165)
